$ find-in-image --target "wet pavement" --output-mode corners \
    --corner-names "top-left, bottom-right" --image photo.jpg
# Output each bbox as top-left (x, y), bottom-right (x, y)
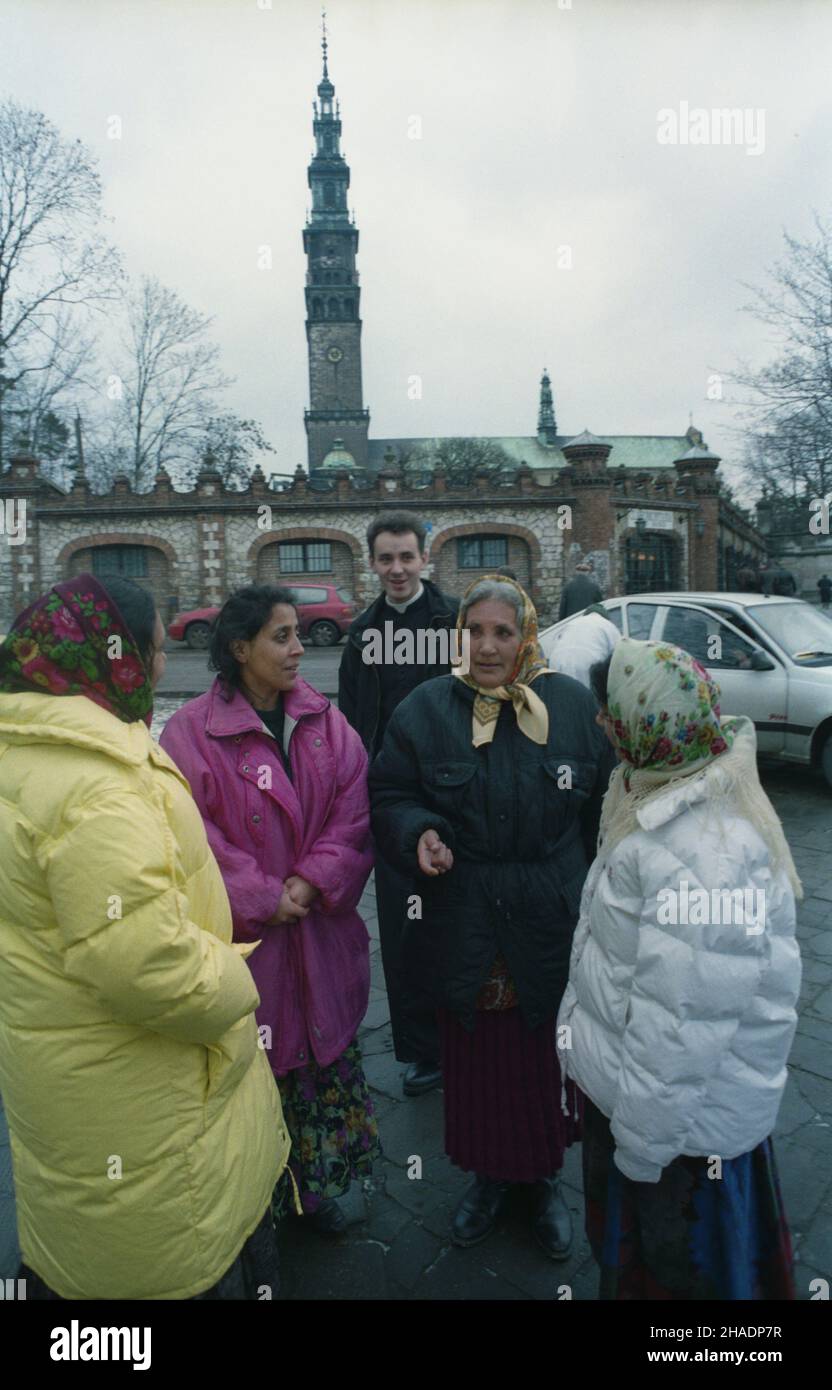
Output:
top-left (1, 746), bottom-right (830, 1300)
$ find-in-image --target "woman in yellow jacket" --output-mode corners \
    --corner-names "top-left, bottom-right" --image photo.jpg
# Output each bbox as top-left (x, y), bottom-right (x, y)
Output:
top-left (0, 574), bottom-right (291, 1300)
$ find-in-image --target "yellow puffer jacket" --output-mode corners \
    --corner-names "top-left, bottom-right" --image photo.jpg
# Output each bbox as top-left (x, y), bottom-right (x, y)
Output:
top-left (0, 691), bottom-right (290, 1299)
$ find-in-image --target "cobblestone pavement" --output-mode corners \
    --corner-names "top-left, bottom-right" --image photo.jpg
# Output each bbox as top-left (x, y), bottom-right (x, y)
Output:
top-left (1, 758), bottom-right (830, 1300)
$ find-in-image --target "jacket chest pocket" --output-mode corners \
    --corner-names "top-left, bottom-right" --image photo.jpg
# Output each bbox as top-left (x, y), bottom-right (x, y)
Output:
top-left (423, 759), bottom-right (479, 816)
top-left (542, 756), bottom-right (594, 803)
top-left (540, 756), bottom-right (594, 839)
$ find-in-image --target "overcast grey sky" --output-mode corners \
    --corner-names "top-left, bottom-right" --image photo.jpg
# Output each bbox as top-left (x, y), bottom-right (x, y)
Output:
top-left (3, 0), bottom-right (832, 493)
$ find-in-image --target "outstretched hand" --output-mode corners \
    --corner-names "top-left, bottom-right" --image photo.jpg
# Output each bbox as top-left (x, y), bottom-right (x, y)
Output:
top-left (417, 829), bottom-right (454, 877)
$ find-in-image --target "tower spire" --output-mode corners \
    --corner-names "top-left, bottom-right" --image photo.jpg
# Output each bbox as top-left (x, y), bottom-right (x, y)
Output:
top-left (303, 22), bottom-right (370, 475)
top-left (537, 367), bottom-right (557, 445)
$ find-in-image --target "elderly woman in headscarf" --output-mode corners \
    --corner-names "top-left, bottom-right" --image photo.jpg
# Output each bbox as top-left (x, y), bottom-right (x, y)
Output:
top-left (369, 575), bottom-right (617, 1258)
top-left (559, 637), bottom-right (802, 1300)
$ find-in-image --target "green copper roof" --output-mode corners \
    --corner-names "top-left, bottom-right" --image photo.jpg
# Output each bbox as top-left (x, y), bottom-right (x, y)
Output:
top-left (366, 434), bottom-right (693, 472)
top-left (320, 440), bottom-right (358, 470)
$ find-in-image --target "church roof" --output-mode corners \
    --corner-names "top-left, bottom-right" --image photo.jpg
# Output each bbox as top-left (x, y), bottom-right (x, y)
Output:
top-left (563, 430), bottom-right (608, 449)
top-left (366, 434), bottom-right (692, 473)
top-left (676, 445), bottom-right (721, 463)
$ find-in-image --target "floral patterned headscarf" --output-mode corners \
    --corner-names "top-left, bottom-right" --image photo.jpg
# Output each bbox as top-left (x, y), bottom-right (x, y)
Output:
top-left (606, 636), bottom-right (734, 788)
top-left (455, 574), bottom-right (551, 746)
top-left (596, 636), bottom-right (801, 898)
top-left (0, 574), bottom-right (154, 726)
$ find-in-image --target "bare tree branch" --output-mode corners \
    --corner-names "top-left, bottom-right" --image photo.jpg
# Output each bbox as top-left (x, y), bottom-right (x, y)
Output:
top-left (0, 99), bottom-right (121, 465)
top-left (734, 212), bottom-right (832, 502)
top-left (102, 275), bottom-right (234, 488)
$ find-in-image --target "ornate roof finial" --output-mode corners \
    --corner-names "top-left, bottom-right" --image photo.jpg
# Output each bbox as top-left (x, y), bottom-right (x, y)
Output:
top-left (321, 8), bottom-right (329, 78)
top-left (537, 366), bottom-right (557, 443)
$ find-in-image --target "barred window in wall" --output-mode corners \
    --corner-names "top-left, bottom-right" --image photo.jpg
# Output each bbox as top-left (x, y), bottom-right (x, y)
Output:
top-left (92, 545), bottom-right (148, 578)
top-left (624, 533), bottom-right (679, 593)
top-left (458, 536), bottom-right (509, 569)
top-left (279, 542), bottom-right (332, 574)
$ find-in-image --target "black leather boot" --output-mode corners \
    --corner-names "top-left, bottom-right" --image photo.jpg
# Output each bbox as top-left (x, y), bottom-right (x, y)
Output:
top-left (451, 1174), bottom-right (510, 1247)
top-left (307, 1198), bottom-right (347, 1235)
top-left (403, 1060), bottom-right (442, 1096)
top-left (532, 1176), bottom-right (573, 1260)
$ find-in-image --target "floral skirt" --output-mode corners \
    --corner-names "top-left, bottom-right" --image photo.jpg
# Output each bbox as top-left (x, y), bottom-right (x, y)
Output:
top-left (271, 1038), bottom-right (381, 1219)
top-left (582, 1096), bottom-right (795, 1300)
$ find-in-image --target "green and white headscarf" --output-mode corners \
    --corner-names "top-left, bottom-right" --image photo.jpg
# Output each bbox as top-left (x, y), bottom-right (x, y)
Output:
top-left (605, 637), bottom-right (734, 782)
top-left (598, 638), bottom-right (802, 897)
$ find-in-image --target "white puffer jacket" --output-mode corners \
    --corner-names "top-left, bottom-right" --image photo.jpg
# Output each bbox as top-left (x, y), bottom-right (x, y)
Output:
top-left (558, 770), bottom-right (801, 1183)
top-left (542, 612), bottom-right (621, 689)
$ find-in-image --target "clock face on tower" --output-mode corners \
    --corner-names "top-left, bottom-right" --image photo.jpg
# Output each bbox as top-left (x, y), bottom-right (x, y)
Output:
top-left (327, 346), bottom-right (343, 363)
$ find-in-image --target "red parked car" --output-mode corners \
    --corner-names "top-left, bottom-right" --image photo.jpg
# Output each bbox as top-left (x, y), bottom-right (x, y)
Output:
top-left (168, 583), bottom-right (357, 649)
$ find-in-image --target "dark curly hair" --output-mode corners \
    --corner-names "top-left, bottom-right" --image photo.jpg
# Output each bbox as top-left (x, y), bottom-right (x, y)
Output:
top-left (209, 584), bottom-right (298, 695)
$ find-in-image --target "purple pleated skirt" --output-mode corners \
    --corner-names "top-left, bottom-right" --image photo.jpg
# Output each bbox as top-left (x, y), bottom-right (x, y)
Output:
top-left (438, 1006), bottom-right (583, 1183)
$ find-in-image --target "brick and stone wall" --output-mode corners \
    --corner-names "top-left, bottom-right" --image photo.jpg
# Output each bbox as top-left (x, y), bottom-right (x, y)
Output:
top-left (255, 537), bottom-right (356, 592)
top-left (68, 538), bottom-right (172, 615)
top-left (433, 532), bottom-right (533, 597)
top-left (0, 447), bottom-right (768, 630)
top-left (754, 496), bottom-right (832, 601)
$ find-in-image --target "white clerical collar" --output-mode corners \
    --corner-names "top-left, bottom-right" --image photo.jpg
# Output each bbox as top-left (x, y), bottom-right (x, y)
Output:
top-left (384, 581), bottom-right (425, 614)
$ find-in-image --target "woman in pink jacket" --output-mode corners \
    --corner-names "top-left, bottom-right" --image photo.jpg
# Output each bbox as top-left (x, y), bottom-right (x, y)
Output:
top-left (161, 584), bottom-right (379, 1234)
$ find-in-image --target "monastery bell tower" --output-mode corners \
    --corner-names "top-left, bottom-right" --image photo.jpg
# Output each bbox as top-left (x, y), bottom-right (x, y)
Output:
top-left (303, 16), bottom-right (370, 473)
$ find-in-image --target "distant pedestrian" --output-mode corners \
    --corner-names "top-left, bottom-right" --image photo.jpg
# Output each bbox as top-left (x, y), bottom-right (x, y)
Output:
top-left (559, 637), bottom-right (802, 1300)
top-left (161, 585), bottom-right (379, 1237)
top-left (339, 511), bottom-right (459, 1098)
top-left (818, 574), bottom-right (832, 607)
top-left (736, 566), bottom-right (762, 593)
top-left (762, 564), bottom-right (797, 598)
top-left (0, 575), bottom-right (286, 1299)
top-left (774, 569), bottom-right (797, 597)
top-left (558, 561), bottom-right (603, 621)
top-left (541, 604), bottom-right (622, 688)
top-left (370, 576), bottom-right (617, 1259)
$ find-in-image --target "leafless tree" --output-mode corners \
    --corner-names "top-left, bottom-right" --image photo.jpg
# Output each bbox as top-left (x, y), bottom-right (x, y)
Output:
top-left (735, 212), bottom-right (832, 502)
top-left (103, 276), bottom-right (233, 490)
top-left (185, 412), bottom-right (276, 490)
top-left (4, 309), bottom-right (97, 473)
top-left (0, 99), bottom-right (121, 466)
top-left (401, 436), bottom-right (516, 485)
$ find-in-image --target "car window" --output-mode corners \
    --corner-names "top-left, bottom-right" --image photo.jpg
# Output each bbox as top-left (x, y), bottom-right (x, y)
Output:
top-left (625, 603), bottom-right (659, 639)
top-left (663, 607), bottom-right (756, 669)
top-left (289, 586), bottom-right (328, 605)
top-left (748, 602), bottom-right (832, 663)
top-left (706, 606), bottom-right (759, 643)
top-left (336, 587), bottom-right (353, 604)
top-left (604, 606), bottom-right (623, 632)
top-left (696, 604), bottom-right (783, 663)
